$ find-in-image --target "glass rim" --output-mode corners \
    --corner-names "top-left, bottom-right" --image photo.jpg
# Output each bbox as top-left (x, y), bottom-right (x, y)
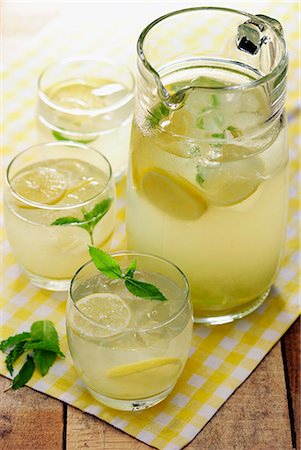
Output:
top-left (69, 250), bottom-right (191, 333)
top-left (38, 56), bottom-right (135, 115)
top-left (137, 6), bottom-right (288, 91)
top-left (6, 141), bottom-right (113, 211)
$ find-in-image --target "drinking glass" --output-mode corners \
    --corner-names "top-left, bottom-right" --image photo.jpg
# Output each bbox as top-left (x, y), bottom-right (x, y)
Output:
top-left (66, 251), bottom-right (193, 410)
top-left (126, 7), bottom-right (289, 324)
top-left (4, 141), bottom-right (116, 291)
top-left (37, 57), bottom-right (135, 180)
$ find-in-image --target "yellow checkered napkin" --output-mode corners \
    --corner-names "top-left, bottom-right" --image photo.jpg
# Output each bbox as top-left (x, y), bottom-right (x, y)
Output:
top-left (1, 3), bottom-right (300, 449)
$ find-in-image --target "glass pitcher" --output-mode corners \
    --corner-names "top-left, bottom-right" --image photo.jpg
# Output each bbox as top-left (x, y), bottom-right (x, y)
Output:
top-left (126, 7), bottom-right (288, 325)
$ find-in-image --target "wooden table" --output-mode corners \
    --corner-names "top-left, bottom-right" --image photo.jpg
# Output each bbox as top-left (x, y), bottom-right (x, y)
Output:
top-left (1, 3), bottom-right (300, 449)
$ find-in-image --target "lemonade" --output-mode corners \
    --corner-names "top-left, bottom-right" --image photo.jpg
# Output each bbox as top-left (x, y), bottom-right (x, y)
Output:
top-left (126, 68), bottom-right (288, 323)
top-left (66, 252), bottom-right (193, 410)
top-left (37, 58), bottom-right (134, 180)
top-left (4, 142), bottom-right (116, 290)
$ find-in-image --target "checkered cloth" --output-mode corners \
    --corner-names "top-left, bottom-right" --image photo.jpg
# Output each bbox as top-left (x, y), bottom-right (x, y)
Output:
top-left (1, 3), bottom-right (300, 449)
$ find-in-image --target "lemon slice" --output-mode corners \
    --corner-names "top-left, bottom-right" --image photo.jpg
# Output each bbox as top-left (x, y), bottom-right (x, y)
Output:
top-left (47, 80), bottom-right (105, 109)
top-left (139, 169), bottom-right (207, 221)
top-left (105, 357), bottom-right (182, 398)
top-left (12, 166), bottom-right (67, 205)
top-left (73, 293), bottom-right (131, 338)
top-left (200, 157), bottom-right (264, 206)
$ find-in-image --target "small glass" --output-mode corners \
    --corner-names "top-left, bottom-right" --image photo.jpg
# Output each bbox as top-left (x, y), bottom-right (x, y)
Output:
top-left (66, 251), bottom-right (193, 411)
top-left (4, 141), bottom-right (116, 291)
top-left (37, 57), bottom-right (135, 180)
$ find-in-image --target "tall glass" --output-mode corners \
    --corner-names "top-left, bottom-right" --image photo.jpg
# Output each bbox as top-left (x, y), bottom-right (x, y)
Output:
top-left (4, 142), bottom-right (116, 290)
top-left (66, 251), bottom-right (193, 410)
top-left (126, 7), bottom-right (289, 324)
top-left (37, 57), bottom-right (135, 180)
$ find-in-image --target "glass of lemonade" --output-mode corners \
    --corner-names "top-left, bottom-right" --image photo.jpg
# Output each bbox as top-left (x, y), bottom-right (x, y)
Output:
top-left (4, 141), bottom-right (116, 290)
top-left (66, 251), bottom-right (193, 410)
top-left (126, 8), bottom-right (289, 324)
top-left (37, 57), bottom-right (135, 180)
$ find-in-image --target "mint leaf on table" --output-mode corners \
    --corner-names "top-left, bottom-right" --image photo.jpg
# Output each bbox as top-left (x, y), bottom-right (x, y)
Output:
top-left (33, 349), bottom-right (57, 377)
top-left (89, 247), bottom-right (167, 302)
top-left (26, 321), bottom-right (64, 357)
top-left (0, 320), bottom-right (64, 390)
top-left (0, 332), bottom-right (31, 351)
top-left (24, 340), bottom-right (64, 357)
top-left (89, 246), bottom-right (123, 279)
top-left (11, 355), bottom-right (35, 390)
top-left (51, 197), bottom-right (112, 245)
top-left (125, 278), bottom-right (167, 301)
top-left (30, 320), bottom-right (59, 345)
top-left (6, 341), bottom-right (27, 376)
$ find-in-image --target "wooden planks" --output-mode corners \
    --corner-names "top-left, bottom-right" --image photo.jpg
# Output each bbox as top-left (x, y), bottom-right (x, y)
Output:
top-left (282, 318), bottom-right (301, 450)
top-left (187, 342), bottom-right (293, 450)
top-left (0, 376), bottom-right (64, 450)
top-left (66, 406), bottom-right (149, 450)
top-left (0, 339), bottom-right (294, 450)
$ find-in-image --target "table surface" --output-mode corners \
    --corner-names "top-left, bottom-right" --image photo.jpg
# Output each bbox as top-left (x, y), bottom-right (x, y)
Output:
top-left (1, 3), bottom-right (300, 450)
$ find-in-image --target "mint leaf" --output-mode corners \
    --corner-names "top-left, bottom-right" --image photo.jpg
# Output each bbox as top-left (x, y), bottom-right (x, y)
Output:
top-left (89, 246), bottom-right (123, 279)
top-left (211, 94), bottom-right (219, 107)
top-left (196, 172), bottom-right (205, 185)
top-left (148, 102), bottom-right (170, 128)
top-left (30, 320), bottom-right (58, 345)
top-left (24, 340), bottom-right (64, 357)
top-left (51, 198), bottom-right (112, 245)
top-left (52, 129), bottom-right (96, 144)
top-left (51, 216), bottom-right (90, 234)
top-left (227, 125), bottom-right (242, 138)
top-left (82, 198), bottom-right (112, 232)
top-left (28, 321), bottom-right (64, 357)
top-left (125, 278), bottom-right (167, 301)
top-left (51, 217), bottom-right (83, 226)
top-left (196, 117), bottom-right (204, 130)
top-left (212, 133), bottom-right (225, 139)
top-left (33, 349), bottom-right (57, 376)
top-left (0, 332), bottom-right (30, 351)
top-left (6, 341), bottom-right (27, 376)
top-left (12, 355), bottom-right (35, 390)
top-left (89, 248), bottom-right (168, 302)
top-left (125, 259), bottom-right (137, 278)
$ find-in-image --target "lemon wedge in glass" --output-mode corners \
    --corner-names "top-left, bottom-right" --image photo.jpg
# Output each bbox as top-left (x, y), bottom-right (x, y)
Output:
top-left (105, 357), bottom-right (182, 398)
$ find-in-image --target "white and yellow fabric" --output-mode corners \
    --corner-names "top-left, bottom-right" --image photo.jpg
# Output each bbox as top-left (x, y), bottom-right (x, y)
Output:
top-left (1, 3), bottom-right (300, 449)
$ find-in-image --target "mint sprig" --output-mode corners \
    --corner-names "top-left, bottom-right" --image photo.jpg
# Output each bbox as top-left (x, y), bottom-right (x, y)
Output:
top-left (51, 197), bottom-right (112, 245)
top-left (89, 246), bottom-right (167, 302)
top-left (52, 129), bottom-right (96, 144)
top-left (0, 320), bottom-right (64, 390)
top-left (147, 102), bottom-right (170, 128)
